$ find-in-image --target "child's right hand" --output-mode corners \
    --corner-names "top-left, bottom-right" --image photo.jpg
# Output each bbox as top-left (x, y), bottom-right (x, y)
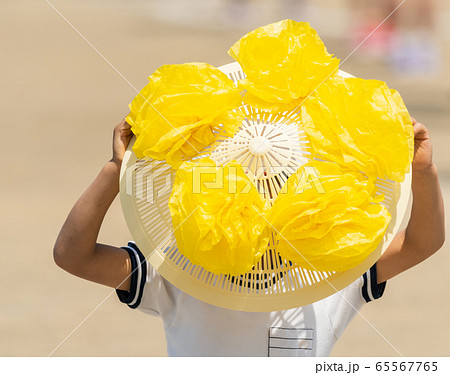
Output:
top-left (111, 117), bottom-right (133, 166)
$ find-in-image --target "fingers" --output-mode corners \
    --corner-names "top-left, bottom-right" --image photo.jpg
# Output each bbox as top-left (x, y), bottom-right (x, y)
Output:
top-left (111, 117), bottom-right (134, 164)
top-left (115, 117), bottom-right (130, 129)
top-left (411, 116), bottom-right (423, 130)
top-left (411, 118), bottom-right (429, 141)
top-left (121, 118), bottom-right (131, 130)
top-left (413, 120), bottom-right (425, 133)
top-left (120, 122), bottom-right (133, 137)
top-left (114, 117), bottom-right (133, 137)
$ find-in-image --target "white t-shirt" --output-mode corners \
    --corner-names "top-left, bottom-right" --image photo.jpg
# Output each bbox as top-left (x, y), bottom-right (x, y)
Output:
top-left (116, 242), bottom-right (386, 357)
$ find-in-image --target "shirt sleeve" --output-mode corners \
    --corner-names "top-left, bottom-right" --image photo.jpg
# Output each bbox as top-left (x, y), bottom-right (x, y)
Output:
top-left (322, 263), bottom-right (387, 340)
top-left (361, 262), bottom-right (387, 302)
top-left (115, 242), bottom-right (174, 317)
top-left (115, 242), bottom-right (147, 309)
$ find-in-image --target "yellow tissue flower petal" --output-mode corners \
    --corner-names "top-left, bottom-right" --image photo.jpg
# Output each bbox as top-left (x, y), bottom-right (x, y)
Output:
top-left (125, 21), bottom-right (409, 275)
top-left (126, 63), bottom-right (244, 169)
top-left (301, 76), bottom-right (414, 181)
top-left (267, 161), bottom-right (391, 272)
top-left (228, 19), bottom-right (340, 112)
top-left (168, 158), bottom-right (270, 276)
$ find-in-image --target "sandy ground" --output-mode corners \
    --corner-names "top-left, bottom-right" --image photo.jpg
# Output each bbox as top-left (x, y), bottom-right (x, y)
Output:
top-left (1, 0), bottom-right (450, 357)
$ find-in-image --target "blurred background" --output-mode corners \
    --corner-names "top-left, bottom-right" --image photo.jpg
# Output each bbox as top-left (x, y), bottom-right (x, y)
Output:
top-left (1, 0), bottom-right (449, 356)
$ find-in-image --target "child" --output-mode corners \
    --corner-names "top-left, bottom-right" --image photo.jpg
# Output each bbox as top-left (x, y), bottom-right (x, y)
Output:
top-left (53, 116), bottom-right (444, 356)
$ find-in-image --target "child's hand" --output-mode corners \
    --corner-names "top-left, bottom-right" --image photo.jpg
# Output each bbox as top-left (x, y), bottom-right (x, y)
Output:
top-left (55, 117), bottom-right (136, 292)
top-left (111, 118), bottom-right (133, 166)
top-left (411, 117), bottom-right (433, 172)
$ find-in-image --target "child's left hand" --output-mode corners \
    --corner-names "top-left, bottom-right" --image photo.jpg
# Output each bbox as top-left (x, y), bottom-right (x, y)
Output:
top-left (111, 117), bottom-right (133, 166)
top-left (411, 117), bottom-right (433, 172)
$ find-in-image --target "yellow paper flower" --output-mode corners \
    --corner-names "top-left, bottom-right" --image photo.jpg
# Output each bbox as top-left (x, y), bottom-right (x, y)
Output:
top-left (228, 19), bottom-right (340, 112)
top-left (126, 63), bottom-right (244, 169)
top-left (301, 76), bottom-right (414, 182)
top-left (267, 161), bottom-right (391, 272)
top-left (168, 158), bottom-right (270, 276)
top-left (126, 20), bottom-right (412, 276)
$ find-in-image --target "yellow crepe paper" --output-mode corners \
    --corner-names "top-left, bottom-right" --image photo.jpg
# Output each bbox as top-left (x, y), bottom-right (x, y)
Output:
top-left (267, 161), bottom-right (391, 272)
top-left (301, 76), bottom-right (414, 182)
top-left (126, 63), bottom-right (244, 169)
top-left (124, 20), bottom-right (411, 275)
top-left (168, 158), bottom-right (270, 276)
top-left (228, 19), bottom-right (339, 112)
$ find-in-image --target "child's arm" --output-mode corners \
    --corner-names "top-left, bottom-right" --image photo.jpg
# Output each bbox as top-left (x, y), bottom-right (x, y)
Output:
top-left (53, 119), bottom-right (134, 291)
top-left (376, 118), bottom-right (445, 283)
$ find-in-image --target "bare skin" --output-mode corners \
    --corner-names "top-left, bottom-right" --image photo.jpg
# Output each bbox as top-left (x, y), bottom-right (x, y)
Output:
top-left (54, 119), bottom-right (134, 291)
top-left (53, 117), bottom-right (445, 290)
top-left (377, 118), bottom-right (445, 282)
